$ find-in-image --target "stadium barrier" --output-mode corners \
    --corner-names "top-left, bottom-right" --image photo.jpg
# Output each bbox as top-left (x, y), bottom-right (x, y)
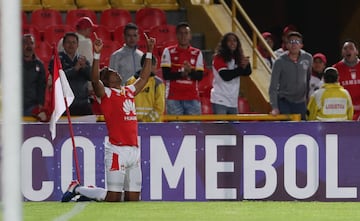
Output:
top-left (21, 121), bottom-right (360, 202)
top-left (23, 113), bottom-right (301, 122)
top-left (161, 114), bottom-right (301, 122)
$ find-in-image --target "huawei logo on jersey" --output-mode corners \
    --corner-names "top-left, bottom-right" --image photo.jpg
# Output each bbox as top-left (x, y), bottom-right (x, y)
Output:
top-left (123, 99), bottom-right (136, 119)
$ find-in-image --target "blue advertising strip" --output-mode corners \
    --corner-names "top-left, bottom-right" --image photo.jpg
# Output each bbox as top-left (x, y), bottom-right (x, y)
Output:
top-left (21, 122), bottom-right (360, 201)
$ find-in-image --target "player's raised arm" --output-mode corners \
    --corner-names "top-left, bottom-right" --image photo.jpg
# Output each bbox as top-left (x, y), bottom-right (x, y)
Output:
top-left (91, 34), bottom-right (105, 98)
top-left (133, 33), bottom-right (156, 95)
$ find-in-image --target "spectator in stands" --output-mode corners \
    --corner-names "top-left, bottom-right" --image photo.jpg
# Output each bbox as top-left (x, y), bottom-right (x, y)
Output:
top-left (160, 22), bottom-right (204, 115)
top-left (309, 53), bottom-right (327, 97)
top-left (22, 34), bottom-right (47, 120)
top-left (269, 31), bottom-right (312, 120)
top-left (110, 23), bottom-right (143, 85)
top-left (127, 55), bottom-right (165, 122)
top-left (274, 24), bottom-right (297, 57)
top-left (333, 39), bottom-right (360, 120)
top-left (58, 17), bottom-right (95, 63)
top-left (307, 67), bottom-right (353, 121)
top-left (49, 32), bottom-right (93, 116)
top-left (211, 32), bottom-right (252, 114)
top-left (257, 32), bottom-right (275, 68)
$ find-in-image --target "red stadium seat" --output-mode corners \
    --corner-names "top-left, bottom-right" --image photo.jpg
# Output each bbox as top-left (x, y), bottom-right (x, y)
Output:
top-left (99, 40), bottom-right (121, 67)
top-left (22, 11), bottom-right (28, 25)
top-left (137, 38), bottom-right (148, 53)
top-left (22, 24), bottom-right (42, 42)
top-left (34, 41), bottom-right (53, 64)
top-left (43, 24), bottom-right (75, 45)
top-left (136, 26), bottom-right (147, 52)
top-left (113, 25), bottom-right (125, 45)
top-left (135, 7), bottom-right (167, 31)
top-left (100, 8), bottom-right (132, 32)
top-left (91, 25), bottom-right (113, 42)
top-left (238, 97), bottom-right (251, 113)
top-left (198, 67), bottom-right (213, 98)
top-left (30, 9), bottom-right (63, 31)
top-left (149, 24), bottom-right (176, 44)
top-left (149, 24), bottom-right (177, 58)
top-left (162, 39), bottom-right (178, 48)
top-left (65, 9), bottom-right (97, 29)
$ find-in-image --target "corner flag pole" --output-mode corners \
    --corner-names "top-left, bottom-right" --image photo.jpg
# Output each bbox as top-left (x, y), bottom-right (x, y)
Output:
top-left (63, 98), bottom-right (82, 183)
top-left (52, 45), bottom-right (81, 184)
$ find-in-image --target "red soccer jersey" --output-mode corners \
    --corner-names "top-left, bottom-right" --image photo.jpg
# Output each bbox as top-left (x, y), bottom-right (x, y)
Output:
top-left (161, 45), bottom-right (204, 100)
top-left (98, 85), bottom-right (138, 146)
top-left (333, 61), bottom-right (360, 120)
top-left (211, 55), bottom-right (240, 108)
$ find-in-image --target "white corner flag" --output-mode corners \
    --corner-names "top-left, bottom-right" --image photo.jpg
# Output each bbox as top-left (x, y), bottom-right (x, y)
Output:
top-left (49, 50), bottom-right (74, 140)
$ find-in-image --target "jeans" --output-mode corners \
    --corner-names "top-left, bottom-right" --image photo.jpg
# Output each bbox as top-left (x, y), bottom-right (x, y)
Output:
top-left (278, 97), bottom-right (307, 120)
top-left (166, 99), bottom-right (201, 115)
top-left (211, 103), bottom-right (238, 114)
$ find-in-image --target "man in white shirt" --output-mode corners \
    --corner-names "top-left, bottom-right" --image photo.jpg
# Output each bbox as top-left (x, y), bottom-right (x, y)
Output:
top-left (58, 17), bottom-right (95, 63)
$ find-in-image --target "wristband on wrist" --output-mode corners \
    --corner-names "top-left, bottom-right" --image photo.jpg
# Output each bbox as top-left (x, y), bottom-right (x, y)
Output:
top-left (146, 52), bottom-right (152, 59)
top-left (94, 53), bottom-right (100, 60)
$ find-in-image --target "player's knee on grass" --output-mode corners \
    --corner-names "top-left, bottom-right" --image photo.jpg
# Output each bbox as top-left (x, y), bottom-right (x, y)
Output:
top-left (105, 191), bottom-right (122, 202)
top-left (124, 191), bottom-right (140, 201)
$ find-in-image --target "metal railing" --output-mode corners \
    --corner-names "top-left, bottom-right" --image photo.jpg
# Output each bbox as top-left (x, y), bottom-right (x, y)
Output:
top-left (23, 114), bottom-right (301, 122)
top-left (162, 114), bottom-right (301, 121)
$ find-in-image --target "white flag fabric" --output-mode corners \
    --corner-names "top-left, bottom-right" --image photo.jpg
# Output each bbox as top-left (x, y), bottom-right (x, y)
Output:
top-left (49, 52), bottom-right (74, 140)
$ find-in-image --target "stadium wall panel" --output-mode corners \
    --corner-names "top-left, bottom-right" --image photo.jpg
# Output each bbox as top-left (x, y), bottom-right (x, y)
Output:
top-left (21, 122), bottom-right (360, 202)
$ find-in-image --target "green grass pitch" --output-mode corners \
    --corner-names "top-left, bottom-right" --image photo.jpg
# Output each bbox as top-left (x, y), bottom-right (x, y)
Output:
top-left (11, 201), bottom-right (360, 221)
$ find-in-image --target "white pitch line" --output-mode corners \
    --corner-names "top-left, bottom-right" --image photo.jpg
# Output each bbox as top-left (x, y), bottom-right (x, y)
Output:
top-left (53, 202), bottom-right (89, 221)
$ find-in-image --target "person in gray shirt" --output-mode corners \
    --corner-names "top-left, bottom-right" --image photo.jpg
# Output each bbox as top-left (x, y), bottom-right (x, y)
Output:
top-left (109, 23), bottom-right (143, 85)
top-left (269, 31), bottom-right (312, 120)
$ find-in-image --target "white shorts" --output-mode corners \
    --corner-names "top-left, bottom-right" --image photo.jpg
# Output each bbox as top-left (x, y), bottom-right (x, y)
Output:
top-left (104, 142), bottom-right (142, 192)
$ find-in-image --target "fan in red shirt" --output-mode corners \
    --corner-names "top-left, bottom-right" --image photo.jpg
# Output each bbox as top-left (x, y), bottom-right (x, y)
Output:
top-left (160, 22), bottom-right (204, 115)
top-left (333, 40), bottom-right (360, 120)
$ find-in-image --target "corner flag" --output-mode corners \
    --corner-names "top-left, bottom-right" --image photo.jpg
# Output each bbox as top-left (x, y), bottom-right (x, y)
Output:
top-left (49, 50), bottom-right (74, 139)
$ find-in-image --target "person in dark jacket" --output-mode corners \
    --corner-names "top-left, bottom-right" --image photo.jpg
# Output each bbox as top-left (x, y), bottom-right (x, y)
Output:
top-left (49, 32), bottom-right (92, 116)
top-left (22, 34), bottom-right (47, 119)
